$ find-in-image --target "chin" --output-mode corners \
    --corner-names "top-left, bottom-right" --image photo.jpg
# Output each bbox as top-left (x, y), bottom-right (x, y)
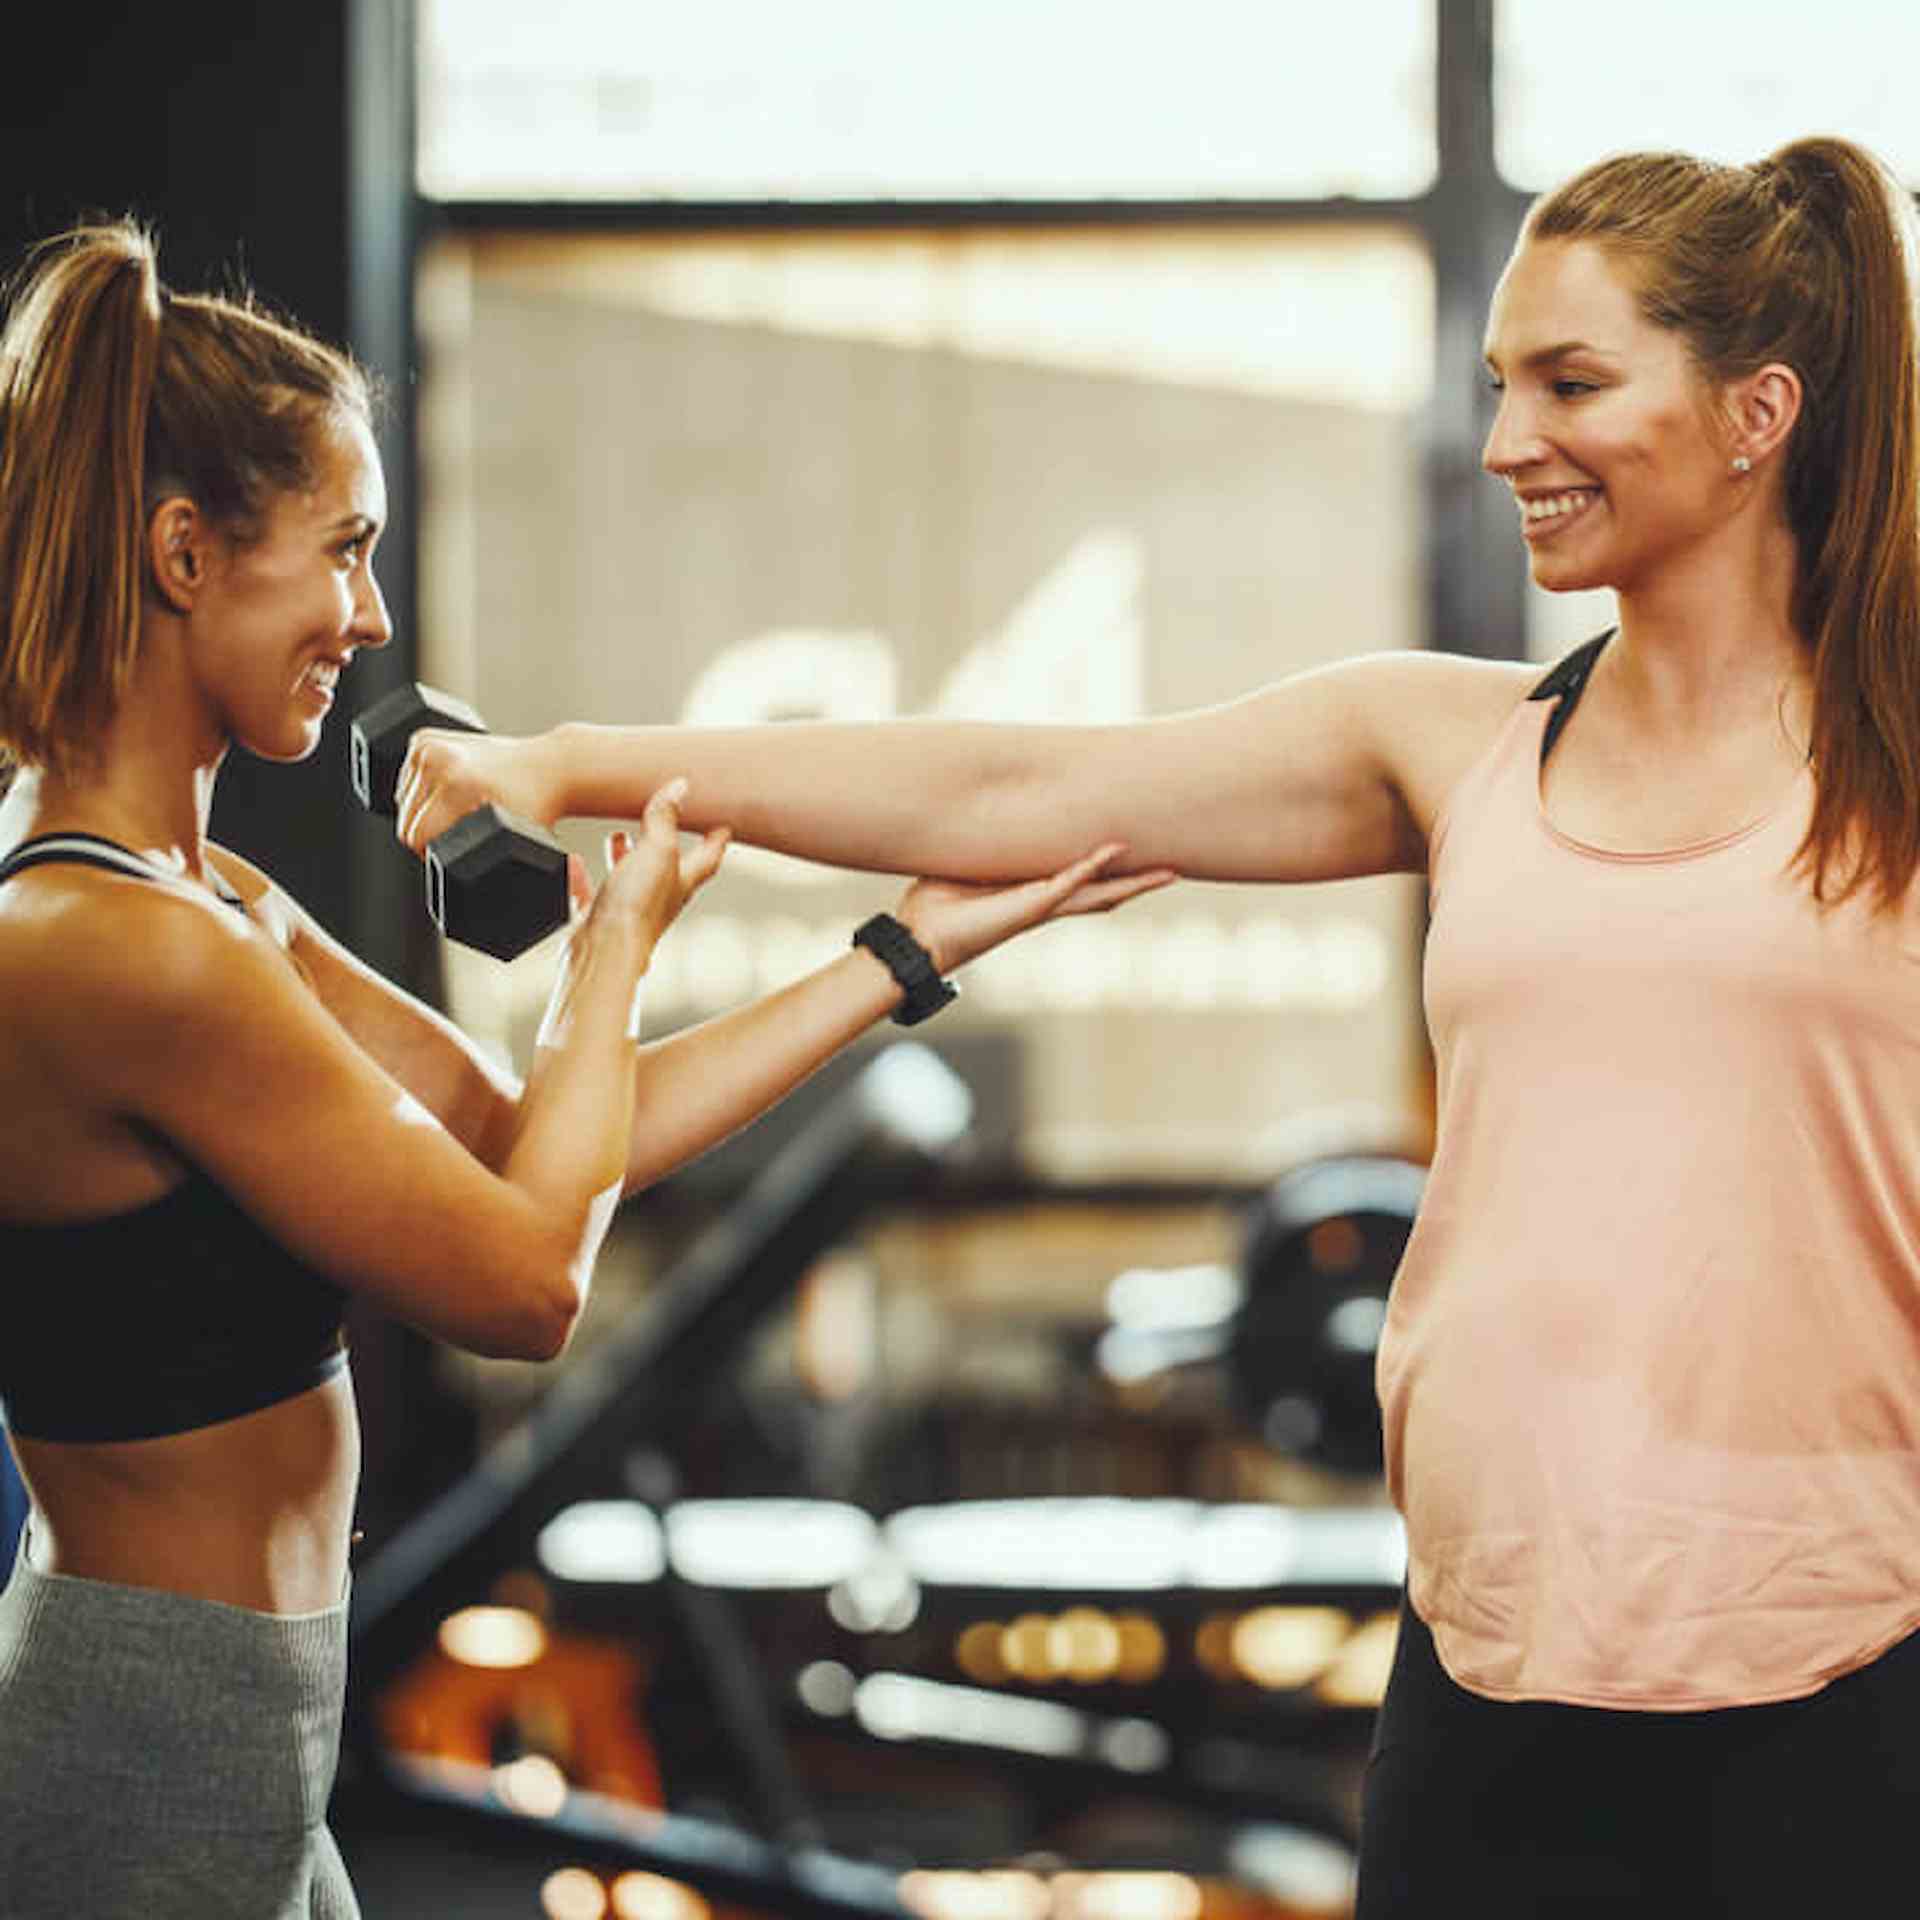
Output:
top-left (239, 721), bottom-right (328, 766)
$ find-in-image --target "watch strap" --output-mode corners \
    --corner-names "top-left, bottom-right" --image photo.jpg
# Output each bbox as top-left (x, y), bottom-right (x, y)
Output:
top-left (852, 912), bottom-right (958, 1026)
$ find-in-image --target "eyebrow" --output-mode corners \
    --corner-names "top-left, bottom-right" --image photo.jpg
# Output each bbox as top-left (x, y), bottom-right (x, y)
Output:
top-left (1483, 339), bottom-right (1619, 372)
top-left (330, 512), bottom-right (382, 537)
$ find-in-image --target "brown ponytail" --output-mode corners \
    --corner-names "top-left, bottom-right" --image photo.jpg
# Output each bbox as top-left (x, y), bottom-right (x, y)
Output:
top-left (0, 221), bottom-right (372, 784)
top-left (0, 225), bottom-right (164, 783)
top-left (1528, 137), bottom-right (1920, 912)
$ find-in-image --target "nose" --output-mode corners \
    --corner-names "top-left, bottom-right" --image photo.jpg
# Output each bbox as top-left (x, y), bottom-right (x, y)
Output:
top-left (1481, 388), bottom-right (1547, 480)
top-left (354, 563), bottom-right (394, 651)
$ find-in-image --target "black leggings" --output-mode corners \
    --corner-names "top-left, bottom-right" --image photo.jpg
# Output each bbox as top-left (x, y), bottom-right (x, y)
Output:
top-left (1356, 1601), bottom-right (1920, 1918)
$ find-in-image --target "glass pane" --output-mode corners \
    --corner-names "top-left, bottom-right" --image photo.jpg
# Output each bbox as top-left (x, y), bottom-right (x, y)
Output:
top-left (1498, 0), bottom-right (1920, 190)
top-left (417, 224), bottom-right (1433, 1181)
top-left (420, 0), bottom-right (1434, 202)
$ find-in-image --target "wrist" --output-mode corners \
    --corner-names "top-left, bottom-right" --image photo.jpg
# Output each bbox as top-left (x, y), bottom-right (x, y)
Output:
top-left (531, 725), bottom-right (578, 824)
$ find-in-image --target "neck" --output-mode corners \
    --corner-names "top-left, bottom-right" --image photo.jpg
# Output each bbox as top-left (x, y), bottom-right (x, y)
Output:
top-left (1607, 523), bottom-right (1810, 746)
top-left (2, 627), bottom-right (229, 876)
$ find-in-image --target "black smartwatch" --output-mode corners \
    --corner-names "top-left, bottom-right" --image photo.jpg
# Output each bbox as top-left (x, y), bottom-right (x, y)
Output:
top-left (852, 913), bottom-right (958, 1026)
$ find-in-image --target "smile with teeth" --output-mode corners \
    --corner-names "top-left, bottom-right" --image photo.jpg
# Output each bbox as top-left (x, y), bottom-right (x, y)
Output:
top-left (1519, 489), bottom-right (1599, 530)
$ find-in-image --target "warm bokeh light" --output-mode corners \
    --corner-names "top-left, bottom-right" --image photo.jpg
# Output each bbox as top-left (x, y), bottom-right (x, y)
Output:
top-left (541, 1866), bottom-right (609, 1920)
top-left (1052, 1872), bottom-right (1203, 1920)
top-left (1229, 1606), bottom-right (1354, 1691)
top-left (437, 1604), bottom-right (548, 1669)
top-left (955, 1621), bottom-right (1012, 1686)
top-left (1001, 1612), bottom-right (1059, 1683)
top-left (609, 1871), bottom-right (711, 1920)
top-left (1316, 1608), bottom-right (1402, 1708)
top-left (1048, 1607), bottom-right (1125, 1684)
top-left (1111, 1612), bottom-right (1168, 1684)
top-left (900, 1869), bottom-right (1053, 1920)
top-left (493, 1752), bottom-right (569, 1818)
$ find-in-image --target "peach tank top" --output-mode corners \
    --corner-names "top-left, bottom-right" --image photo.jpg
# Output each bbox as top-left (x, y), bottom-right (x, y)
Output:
top-left (1379, 674), bottom-right (1920, 1709)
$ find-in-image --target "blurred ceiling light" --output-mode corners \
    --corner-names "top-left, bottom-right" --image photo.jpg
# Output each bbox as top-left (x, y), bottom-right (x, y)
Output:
top-left (665, 1498), bottom-right (877, 1589)
top-left (537, 1501), bottom-right (666, 1585)
top-left (854, 1672), bottom-right (1086, 1757)
top-left (889, 1498), bottom-right (1405, 1592)
top-left (887, 1499), bottom-right (1196, 1590)
top-left (438, 1604), bottom-right (548, 1669)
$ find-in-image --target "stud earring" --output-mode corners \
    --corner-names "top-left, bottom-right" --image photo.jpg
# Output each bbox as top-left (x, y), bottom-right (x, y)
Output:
top-left (1731, 455), bottom-right (1752, 475)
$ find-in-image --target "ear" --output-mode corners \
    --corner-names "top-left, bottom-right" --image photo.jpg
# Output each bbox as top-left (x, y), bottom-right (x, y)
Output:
top-left (1725, 362), bottom-right (1802, 471)
top-left (145, 495), bottom-right (210, 613)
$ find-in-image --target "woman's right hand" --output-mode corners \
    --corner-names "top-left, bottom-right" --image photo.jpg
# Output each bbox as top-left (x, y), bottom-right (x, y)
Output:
top-left (395, 728), bottom-right (562, 854)
top-left (574, 777), bottom-right (730, 959)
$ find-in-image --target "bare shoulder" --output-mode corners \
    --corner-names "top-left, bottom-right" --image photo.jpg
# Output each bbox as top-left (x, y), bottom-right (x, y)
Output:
top-left (1, 862), bottom-right (261, 1061)
top-left (1342, 650), bottom-right (1540, 842)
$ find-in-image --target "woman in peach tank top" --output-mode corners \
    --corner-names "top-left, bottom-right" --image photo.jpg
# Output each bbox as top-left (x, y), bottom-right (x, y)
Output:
top-left (381, 136), bottom-right (1920, 1916)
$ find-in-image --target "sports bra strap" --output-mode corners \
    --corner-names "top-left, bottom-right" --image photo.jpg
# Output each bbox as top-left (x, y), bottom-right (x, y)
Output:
top-left (1527, 629), bottom-right (1614, 769)
top-left (0, 832), bottom-right (248, 912)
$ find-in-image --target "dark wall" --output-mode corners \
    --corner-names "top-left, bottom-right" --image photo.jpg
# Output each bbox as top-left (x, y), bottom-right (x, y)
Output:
top-left (0, 0), bottom-right (427, 984)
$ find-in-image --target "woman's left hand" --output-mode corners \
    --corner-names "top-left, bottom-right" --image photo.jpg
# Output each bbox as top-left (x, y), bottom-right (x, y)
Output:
top-left (894, 844), bottom-right (1176, 976)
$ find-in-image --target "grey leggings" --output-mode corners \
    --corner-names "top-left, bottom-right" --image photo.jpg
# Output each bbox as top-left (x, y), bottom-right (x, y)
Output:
top-left (0, 1532), bottom-right (358, 1918)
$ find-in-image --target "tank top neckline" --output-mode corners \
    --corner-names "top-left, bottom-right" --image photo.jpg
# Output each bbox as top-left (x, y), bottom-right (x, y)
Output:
top-left (1529, 704), bottom-right (1813, 867)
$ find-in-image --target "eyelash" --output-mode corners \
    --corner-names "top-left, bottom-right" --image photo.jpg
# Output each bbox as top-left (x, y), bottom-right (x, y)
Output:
top-left (337, 534), bottom-right (371, 565)
top-left (1484, 377), bottom-right (1597, 399)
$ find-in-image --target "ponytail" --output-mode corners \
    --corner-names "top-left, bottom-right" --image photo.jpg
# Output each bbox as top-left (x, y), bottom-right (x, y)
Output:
top-left (1529, 136), bottom-right (1920, 912)
top-left (0, 220), bottom-right (372, 784)
top-left (0, 225), bottom-right (164, 782)
top-left (1769, 141), bottom-right (1920, 914)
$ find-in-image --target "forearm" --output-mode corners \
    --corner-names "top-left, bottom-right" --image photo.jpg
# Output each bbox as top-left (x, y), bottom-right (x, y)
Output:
top-left (622, 946), bottom-right (902, 1192)
top-left (547, 718), bottom-right (1136, 882)
top-left (507, 921), bottom-right (648, 1228)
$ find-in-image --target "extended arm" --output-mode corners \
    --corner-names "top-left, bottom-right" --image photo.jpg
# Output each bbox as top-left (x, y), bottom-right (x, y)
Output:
top-left (396, 650), bottom-right (1537, 887)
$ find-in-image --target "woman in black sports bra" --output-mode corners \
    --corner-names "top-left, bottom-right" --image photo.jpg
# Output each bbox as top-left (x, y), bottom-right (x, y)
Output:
top-left (0, 225), bottom-right (1166, 1918)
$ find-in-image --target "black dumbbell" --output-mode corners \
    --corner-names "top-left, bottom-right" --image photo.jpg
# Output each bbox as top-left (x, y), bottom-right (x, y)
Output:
top-left (350, 684), bottom-right (570, 962)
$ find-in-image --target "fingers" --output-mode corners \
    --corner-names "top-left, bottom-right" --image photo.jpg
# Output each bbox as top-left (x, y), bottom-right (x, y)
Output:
top-left (566, 851), bottom-right (593, 922)
top-left (681, 826), bottom-right (731, 893)
top-left (1051, 868), bottom-right (1177, 916)
top-left (641, 776), bottom-right (690, 843)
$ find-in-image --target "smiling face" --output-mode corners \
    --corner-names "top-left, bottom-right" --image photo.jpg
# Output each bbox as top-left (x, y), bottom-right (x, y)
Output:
top-left (185, 408), bottom-right (391, 762)
top-left (1482, 237), bottom-right (1740, 597)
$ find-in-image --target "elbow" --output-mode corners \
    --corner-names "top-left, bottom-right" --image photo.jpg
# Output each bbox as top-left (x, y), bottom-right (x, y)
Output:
top-left (518, 1285), bottom-right (583, 1363)
top-left (482, 1260), bottom-right (584, 1363)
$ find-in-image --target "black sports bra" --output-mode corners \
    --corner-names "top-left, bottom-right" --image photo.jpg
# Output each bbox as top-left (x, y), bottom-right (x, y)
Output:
top-left (0, 833), bottom-right (348, 1442)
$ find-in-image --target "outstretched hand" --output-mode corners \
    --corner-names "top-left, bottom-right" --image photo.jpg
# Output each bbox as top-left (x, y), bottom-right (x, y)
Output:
top-left (895, 844), bottom-right (1177, 976)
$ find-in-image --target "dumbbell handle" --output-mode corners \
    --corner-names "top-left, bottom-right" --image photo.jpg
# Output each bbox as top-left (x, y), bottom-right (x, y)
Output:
top-left (349, 683), bottom-right (569, 961)
top-left (349, 683), bottom-right (486, 819)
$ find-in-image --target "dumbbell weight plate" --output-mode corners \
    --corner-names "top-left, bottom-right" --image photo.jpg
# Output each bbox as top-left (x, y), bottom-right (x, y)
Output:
top-left (425, 804), bottom-right (571, 962)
